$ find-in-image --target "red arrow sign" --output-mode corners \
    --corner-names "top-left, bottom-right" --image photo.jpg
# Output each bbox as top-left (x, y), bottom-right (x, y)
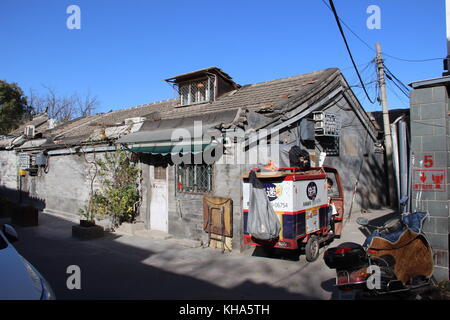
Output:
top-left (420, 172), bottom-right (427, 183)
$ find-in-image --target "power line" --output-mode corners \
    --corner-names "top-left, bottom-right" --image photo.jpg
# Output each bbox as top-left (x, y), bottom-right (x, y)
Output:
top-left (383, 54), bottom-right (443, 63)
top-left (383, 63), bottom-right (410, 93)
top-left (386, 75), bottom-right (410, 98)
top-left (350, 80), bottom-right (378, 88)
top-left (328, 0), bottom-right (376, 104)
top-left (382, 62), bottom-right (411, 98)
top-left (347, 60), bottom-right (376, 85)
top-left (321, 0), bottom-right (444, 63)
top-left (386, 82), bottom-right (409, 103)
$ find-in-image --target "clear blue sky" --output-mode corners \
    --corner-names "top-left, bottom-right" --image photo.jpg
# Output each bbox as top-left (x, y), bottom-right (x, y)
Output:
top-left (0, 0), bottom-right (445, 113)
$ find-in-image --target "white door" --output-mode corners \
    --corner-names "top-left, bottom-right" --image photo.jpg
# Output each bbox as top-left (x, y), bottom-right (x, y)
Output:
top-left (149, 166), bottom-right (168, 232)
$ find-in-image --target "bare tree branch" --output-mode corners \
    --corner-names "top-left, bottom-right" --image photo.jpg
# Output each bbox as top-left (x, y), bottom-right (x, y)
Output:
top-left (28, 86), bottom-right (99, 123)
top-left (75, 89), bottom-right (99, 118)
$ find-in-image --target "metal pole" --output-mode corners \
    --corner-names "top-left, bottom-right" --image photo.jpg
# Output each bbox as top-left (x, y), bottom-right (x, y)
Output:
top-left (444, 0), bottom-right (450, 75)
top-left (376, 42), bottom-right (397, 207)
top-left (398, 120), bottom-right (408, 202)
top-left (446, 0), bottom-right (450, 58)
top-left (390, 121), bottom-right (400, 212)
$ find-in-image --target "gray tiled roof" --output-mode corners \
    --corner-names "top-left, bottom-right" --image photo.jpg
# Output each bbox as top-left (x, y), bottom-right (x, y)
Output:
top-left (21, 67), bottom-right (345, 147)
top-left (9, 113), bottom-right (49, 137)
top-left (159, 68), bottom-right (337, 120)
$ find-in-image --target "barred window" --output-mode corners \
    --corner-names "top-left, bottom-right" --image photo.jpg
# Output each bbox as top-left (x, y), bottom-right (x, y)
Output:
top-left (176, 164), bottom-right (212, 193)
top-left (178, 77), bottom-right (215, 106)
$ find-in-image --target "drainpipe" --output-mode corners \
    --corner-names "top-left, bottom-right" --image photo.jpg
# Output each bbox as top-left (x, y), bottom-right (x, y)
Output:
top-left (398, 119), bottom-right (408, 206)
top-left (390, 120), bottom-right (400, 212)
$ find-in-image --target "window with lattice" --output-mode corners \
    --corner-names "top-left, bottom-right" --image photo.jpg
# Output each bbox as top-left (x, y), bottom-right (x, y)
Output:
top-left (176, 164), bottom-right (212, 193)
top-left (178, 76), bottom-right (215, 106)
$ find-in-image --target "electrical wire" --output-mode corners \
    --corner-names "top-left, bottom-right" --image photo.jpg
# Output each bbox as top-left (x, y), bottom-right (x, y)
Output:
top-left (349, 59), bottom-right (379, 108)
top-left (383, 54), bottom-right (443, 63)
top-left (328, 0), bottom-right (376, 104)
top-left (321, 0), bottom-right (444, 63)
top-left (350, 80), bottom-right (378, 88)
top-left (383, 65), bottom-right (410, 98)
top-left (383, 63), bottom-right (410, 93)
top-left (387, 76), bottom-right (410, 98)
top-left (386, 82), bottom-right (409, 104)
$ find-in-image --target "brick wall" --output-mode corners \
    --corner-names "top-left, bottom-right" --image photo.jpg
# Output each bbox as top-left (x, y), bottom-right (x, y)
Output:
top-left (410, 84), bottom-right (450, 281)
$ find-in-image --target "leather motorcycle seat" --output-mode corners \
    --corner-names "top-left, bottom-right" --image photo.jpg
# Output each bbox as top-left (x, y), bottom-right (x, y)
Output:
top-left (367, 229), bottom-right (433, 285)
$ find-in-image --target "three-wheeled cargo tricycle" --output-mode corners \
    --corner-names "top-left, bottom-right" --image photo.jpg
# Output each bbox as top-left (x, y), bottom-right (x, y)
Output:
top-left (242, 166), bottom-right (344, 262)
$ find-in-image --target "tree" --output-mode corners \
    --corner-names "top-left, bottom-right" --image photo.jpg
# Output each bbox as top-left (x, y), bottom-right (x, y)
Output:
top-left (28, 86), bottom-right (99, 122)
top-left (0, 80), bottom-right (32, 135)
top-left (80, 150), bottom-right (141, 228)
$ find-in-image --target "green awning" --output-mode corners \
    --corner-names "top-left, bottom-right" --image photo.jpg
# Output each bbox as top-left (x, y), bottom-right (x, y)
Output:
top-left (128, 140), bottom-right (218, 155)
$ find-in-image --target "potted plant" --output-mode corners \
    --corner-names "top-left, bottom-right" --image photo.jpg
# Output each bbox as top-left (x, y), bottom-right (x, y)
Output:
top-left (72, 150), bottom-right (105, 240)
top-left (90, 149), bottom-right (141, 231)
top-left (73, 149), bottom-right (140, 239)
top-left (0, 199), bottom-right (14, 218)
top-left (72, 206), bottom-right (104, 240)
top-left (11, 204), bottom-right (39, 227)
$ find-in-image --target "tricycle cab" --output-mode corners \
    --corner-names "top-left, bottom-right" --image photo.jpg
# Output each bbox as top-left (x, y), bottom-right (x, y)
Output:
top-left (243, 166), bottom-right (344, 253)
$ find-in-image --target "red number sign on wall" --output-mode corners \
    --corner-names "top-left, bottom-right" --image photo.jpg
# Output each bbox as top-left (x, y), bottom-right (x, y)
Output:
top-left (423, 155), bottom-right (433, 168)
top-left (413, 155), bottom-right (446, 192)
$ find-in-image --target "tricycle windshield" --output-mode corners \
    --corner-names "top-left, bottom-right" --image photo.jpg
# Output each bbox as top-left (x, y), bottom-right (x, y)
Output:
top-left (326, 173), bottom-right (340, 198)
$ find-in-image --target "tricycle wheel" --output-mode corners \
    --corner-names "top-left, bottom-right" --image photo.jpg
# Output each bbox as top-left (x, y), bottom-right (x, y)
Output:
top-left (305, 235), bottom-right (320, 262)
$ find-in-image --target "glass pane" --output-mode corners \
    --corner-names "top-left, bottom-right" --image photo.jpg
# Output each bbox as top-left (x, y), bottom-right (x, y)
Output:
top-left (176, 164), bottom-right (212, 193)
top-left (326, 174), bottom-right (340, 197)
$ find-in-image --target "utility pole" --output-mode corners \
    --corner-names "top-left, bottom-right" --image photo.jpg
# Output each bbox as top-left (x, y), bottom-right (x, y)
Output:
top-left (376, 42), bottom-right (396, 207)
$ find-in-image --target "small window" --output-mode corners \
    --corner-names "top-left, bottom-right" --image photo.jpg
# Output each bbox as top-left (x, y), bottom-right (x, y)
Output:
top-left (178, 77), bottom-right (215, 106)
top-left (176, 164), bottom-right (212, 193)
top-left (154, 166), bottom-right (167, 180)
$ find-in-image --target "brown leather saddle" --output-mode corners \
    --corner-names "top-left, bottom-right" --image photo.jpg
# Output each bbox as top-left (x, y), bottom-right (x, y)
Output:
top-left (367, 229), bottom-right (433, 284)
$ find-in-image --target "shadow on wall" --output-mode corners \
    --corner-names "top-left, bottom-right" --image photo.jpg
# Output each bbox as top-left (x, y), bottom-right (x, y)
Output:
top-left (325, 152), bottom-right (387, 215)
top-left (0, 186), bottom-right (46, 211)
top-left (358, 153), bottom-right (388, 211)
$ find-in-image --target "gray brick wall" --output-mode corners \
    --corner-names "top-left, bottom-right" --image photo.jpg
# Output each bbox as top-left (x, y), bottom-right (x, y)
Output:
top-left (410, 84), bottom-right (450, 281)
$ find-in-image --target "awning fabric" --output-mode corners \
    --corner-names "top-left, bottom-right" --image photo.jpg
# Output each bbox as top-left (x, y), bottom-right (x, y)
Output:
top-left (128, 141), bottom-right (218, 155)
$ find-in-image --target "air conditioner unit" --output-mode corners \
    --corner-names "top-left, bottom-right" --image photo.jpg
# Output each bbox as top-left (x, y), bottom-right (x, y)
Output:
top-left (24, 125), bottom-right (35, 138)
top-left (313, 112), bottom-right (325, 121)
top-left (315, 122), bottom-right (326, 129)
top-left (313, 112), bottom-right (341, 137)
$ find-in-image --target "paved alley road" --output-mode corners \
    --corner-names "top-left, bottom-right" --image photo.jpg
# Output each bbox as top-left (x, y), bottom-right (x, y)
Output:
top-left (0, 210), bottom-right (390, 300)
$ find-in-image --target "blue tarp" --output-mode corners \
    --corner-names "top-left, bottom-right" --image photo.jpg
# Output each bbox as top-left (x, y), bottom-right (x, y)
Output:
top-left (363, 211), bottom-right (429, 248)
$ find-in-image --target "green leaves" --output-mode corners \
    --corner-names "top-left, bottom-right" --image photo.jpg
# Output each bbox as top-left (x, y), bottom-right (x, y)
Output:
top-left (83, 150), bottom-right (141, 227)
top-left (0, 80), bottom-right (32, 135)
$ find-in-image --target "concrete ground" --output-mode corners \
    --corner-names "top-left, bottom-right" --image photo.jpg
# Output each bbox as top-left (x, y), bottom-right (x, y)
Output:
top-left (1, 207), bottom-right (396, 300)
